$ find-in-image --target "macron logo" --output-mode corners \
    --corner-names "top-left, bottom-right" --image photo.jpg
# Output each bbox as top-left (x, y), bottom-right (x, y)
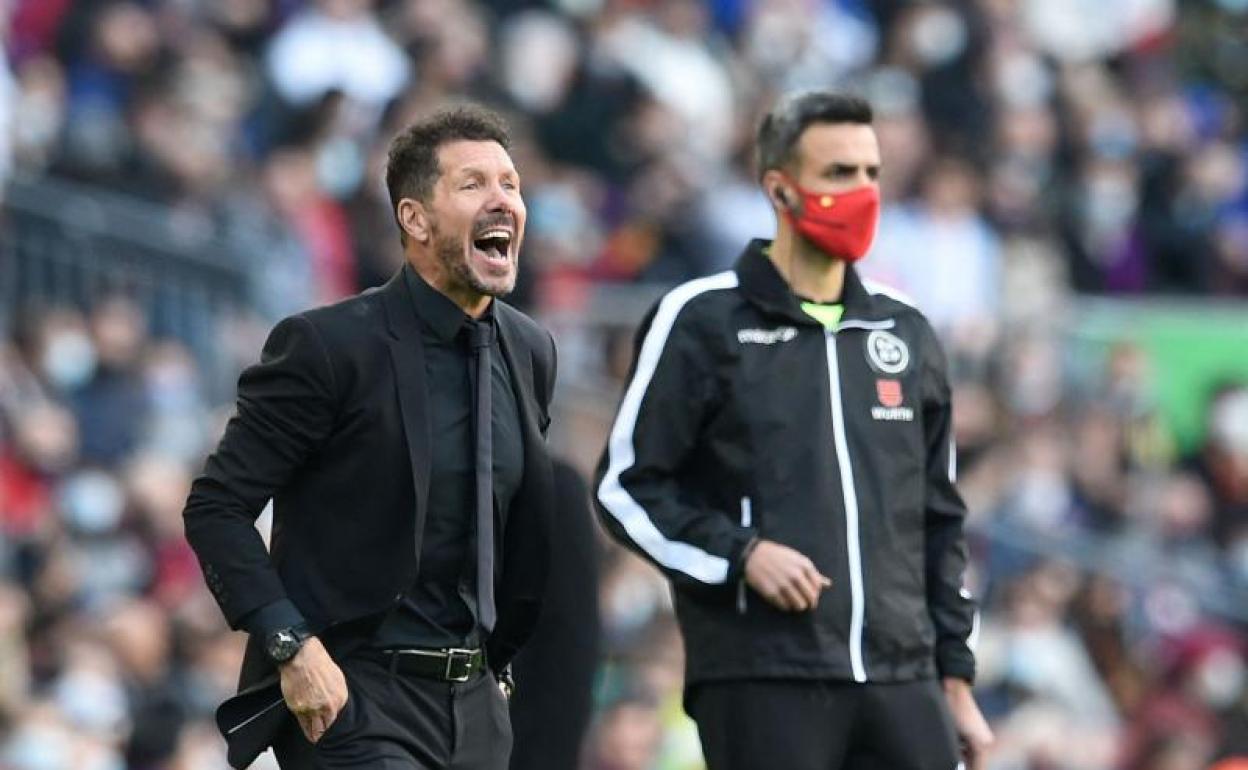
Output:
top-left (737, 327), bottom-right (798, 345)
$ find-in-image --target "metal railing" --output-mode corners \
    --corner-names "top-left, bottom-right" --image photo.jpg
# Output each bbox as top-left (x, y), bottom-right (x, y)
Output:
top-left (1, 175), bottom-right (252, 399)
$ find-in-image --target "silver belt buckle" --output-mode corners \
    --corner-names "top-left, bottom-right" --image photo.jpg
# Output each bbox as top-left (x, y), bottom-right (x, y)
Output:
top-left (444, 648), bottom-right (476, 682)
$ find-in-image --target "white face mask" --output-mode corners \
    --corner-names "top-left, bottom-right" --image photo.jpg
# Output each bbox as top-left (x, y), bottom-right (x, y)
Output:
top-left (1192, 648), bottom-right (1245, 709)
top-left (1, 722), bottom-right (75, 770)
top-left (603, 569), bottom-right (667, 636)
top-left (908, 6), bottom-right (967, 67)
top-left (316, 137), bottom-right (365, 198)
top-left (41, 332), bottom-right (97, 391)
top-left (59, 471), bottom-right (125, 535)
top-left (1211, 389), bottom-right (1248, 458)
top-left (52, 665), bottom-right (129, 737)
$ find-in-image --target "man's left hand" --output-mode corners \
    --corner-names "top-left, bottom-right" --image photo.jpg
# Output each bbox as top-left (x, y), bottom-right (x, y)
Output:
top-left (942, 677), bottom-right (993, 770)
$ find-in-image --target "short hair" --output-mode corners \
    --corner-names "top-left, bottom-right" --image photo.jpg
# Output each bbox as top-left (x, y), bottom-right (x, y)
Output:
top-left (756, 92), bottom-right (874, 182)
top-left (385, 104), bottom-right (512, 236)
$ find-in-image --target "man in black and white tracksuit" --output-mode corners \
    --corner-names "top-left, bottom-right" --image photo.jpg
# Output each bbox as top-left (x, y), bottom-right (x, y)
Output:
top-left (594, 92), bottom-right (994, 770)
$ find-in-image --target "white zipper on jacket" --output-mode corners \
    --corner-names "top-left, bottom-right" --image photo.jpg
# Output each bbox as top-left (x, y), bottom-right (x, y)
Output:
top-left (737, 496), bottom-right (752, 613)
top-left (824, 329), bottom-right (868, 682)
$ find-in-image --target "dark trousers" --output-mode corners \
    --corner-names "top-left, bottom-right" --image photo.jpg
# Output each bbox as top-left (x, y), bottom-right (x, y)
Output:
top-left (688, 679), bottom-right (962, 770)
top-left (273, 653), bottom-right (511, 769)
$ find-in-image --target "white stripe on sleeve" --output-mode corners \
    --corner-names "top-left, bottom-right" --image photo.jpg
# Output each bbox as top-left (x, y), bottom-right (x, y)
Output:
top-left (597, 271), bottom-right (739, 584)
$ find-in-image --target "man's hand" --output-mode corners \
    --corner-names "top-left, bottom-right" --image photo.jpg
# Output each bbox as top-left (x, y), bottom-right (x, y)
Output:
top-left (744, 540), bottom-right (832, 612)
top-left (279, 637), bottom-right (348, 744)
top-left (943, 677), bottom-right (993, 770)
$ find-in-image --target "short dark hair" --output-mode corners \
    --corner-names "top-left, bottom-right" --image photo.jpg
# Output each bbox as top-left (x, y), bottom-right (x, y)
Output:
top-left (385, 104), bottom-right (512, 236)
top-left (756, 91), bottom-right (873, 182)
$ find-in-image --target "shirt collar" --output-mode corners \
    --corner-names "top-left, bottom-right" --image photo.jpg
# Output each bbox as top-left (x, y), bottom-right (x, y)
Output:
top-left (733, 238), bottom-right (887, 326)
top-left (402, 264), bottom-right (495, 343)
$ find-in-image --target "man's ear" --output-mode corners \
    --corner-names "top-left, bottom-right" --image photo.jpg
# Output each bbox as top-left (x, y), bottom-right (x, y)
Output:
top-left (397, 198), bottom-right (431, 244)
top-left (762, 169), bottom-right (793, 211)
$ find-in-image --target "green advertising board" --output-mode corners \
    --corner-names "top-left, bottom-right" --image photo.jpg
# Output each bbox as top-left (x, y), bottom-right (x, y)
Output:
top-left (1070, 299), bottom-right (1248, 453)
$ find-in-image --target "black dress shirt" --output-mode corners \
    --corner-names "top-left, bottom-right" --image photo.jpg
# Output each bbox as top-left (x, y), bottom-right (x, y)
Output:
top-left (372, 268), bottom-right (523, 648)
top-left (241, 269), bottom-right (524, 649)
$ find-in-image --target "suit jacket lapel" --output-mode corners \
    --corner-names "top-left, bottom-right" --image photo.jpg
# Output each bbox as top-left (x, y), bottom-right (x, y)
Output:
top-left (496, 309), bottom-right (544, 443)
top-left (485, 306), bottom-right (554, 667)
top-left (496, 305), bottom-right (553, 530)
top-left (380, 266), bottom-right (432, 547)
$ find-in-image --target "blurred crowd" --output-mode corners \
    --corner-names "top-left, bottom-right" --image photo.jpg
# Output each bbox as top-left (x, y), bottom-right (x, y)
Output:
top-left (1, 0), bottom-right (1247, 769)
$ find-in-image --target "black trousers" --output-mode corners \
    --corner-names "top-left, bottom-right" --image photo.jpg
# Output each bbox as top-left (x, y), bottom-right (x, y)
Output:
top-left (273, 653), bottom-right (511, 769)
top-left (688, 679), bottom-right (962, 770)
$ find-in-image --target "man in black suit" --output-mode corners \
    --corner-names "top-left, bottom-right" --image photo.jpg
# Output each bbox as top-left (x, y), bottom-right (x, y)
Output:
top-left (183, 104), bottom-right (557, 770)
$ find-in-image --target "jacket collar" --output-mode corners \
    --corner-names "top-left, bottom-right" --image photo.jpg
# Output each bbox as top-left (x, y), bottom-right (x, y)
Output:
top-left (733, 239), bottom-right (893, 327)
top-left (384, 262), bottom-right (499, 344)
top-left (405, 265), bottom-right (470, 343)
top-left (380, 262), bottom-right (539, 430)
top-left (380, 263), bottom-right (419, 341)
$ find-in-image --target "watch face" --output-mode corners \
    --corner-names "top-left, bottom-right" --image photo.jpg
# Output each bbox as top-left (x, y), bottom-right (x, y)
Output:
top-left (268, 630), bottom-right (299, 662)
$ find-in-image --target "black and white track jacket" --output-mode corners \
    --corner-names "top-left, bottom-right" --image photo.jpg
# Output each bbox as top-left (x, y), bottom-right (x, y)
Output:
top-left (594, 239), bottom-right (978, 687)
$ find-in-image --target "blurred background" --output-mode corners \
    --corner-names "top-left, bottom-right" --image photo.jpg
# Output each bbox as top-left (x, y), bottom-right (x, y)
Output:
top-left (1, 0), bottom-right (1247, 768)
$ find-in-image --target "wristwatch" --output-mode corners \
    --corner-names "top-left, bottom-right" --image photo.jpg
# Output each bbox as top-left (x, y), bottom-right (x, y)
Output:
top-left (264, 624), bottom-right (311, 665)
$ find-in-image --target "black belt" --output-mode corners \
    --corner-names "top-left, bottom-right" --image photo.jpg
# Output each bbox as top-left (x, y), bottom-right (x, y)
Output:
top-left (363, 647), bottom-right (486, 683)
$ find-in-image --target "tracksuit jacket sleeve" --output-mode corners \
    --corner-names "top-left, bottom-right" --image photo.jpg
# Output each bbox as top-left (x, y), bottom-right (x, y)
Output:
top-left (183, 314), bottom-right (336, 630)
top-left (595, 304), bottom-right (755, 589)
top-left (920, 323), bottom-right (978, 683)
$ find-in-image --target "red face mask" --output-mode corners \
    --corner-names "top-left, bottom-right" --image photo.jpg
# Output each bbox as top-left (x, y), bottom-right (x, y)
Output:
top-left (781, 181), bottom-right (880, 262)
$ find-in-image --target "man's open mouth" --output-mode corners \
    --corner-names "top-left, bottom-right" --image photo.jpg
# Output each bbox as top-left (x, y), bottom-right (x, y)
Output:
top-left (473, 228), bottom-right (512, 262)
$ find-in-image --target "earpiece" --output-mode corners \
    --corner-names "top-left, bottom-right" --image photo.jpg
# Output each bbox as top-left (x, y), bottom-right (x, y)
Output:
top-left (773, 188), bottom-right (790, 208)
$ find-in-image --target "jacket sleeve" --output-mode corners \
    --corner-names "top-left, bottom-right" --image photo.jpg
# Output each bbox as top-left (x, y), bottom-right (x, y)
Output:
top-left (183, 314), bottom-right (337, 630)
top-left (919, 322), bottom-right (978, 683)
top-left (594, 293), bottom-right (755, 590)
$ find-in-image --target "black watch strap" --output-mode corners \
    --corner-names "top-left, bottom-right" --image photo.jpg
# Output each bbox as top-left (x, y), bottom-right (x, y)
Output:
top-left (265, 622), bottom-right (311, 665)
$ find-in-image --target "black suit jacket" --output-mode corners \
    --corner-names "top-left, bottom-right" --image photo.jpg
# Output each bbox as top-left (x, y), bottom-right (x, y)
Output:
top-left (183, 264), bottom-right (556, 767)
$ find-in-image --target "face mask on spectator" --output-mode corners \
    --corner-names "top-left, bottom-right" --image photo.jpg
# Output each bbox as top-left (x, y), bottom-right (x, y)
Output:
top-left (60, 471), bottom-right (125, 535)
top-left (1211, 388), bottom-right (1248, 458)
top-left (603, 571), bottom-right (666, 638)
top-left (52, 666), bottom-right (129, 737)
top-left (146, 358), bottom-right (198, 412)
top-left (908, 6), bottom-right (967, 67)
top-left (1084, 171), bottom-right (1137, 243)
top-left (1192, 646), bottom-right (1245, 708)
top-left (40, 332), bottom-right (97, 391)
top-left (316, 137), bottom-right (366, 198)
top-left (2, 721), bottom-right (74, 770)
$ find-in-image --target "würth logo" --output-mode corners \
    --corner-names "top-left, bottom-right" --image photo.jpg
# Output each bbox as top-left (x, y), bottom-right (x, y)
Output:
top-left (876, 379), bottom-right (903, 408)
top-left (871, 405), bottom-right (914, 422)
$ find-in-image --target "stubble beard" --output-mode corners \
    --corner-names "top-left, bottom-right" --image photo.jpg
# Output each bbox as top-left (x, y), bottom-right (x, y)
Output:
top-left (432, 226), bottom-right (516, 299)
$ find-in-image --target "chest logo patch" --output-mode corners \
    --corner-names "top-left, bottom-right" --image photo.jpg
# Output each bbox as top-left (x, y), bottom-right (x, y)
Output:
top-left (866, 330), bottom-right (910, 374)
top-left (737, 326), bottom-right (798, 345)
top-left (876, 379), bottom-right (904, 407)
